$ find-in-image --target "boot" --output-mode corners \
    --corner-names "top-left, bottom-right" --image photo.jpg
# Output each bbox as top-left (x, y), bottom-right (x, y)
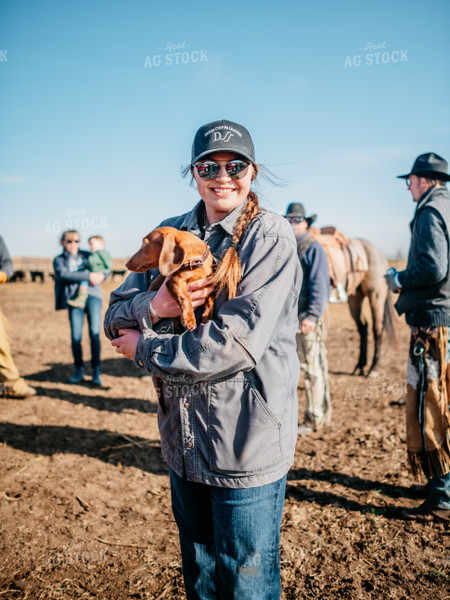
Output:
top-left (68, 367), bottom-right (84, 384)
top-left (92, 367), bottom-right (102, 386)
top-left (68, 288), bottom-right (88, 309)
top-left (3, 381), bottom-right (37, 399)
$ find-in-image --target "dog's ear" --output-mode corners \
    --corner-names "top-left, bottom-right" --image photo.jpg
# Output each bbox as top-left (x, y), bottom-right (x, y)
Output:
top-left (159, 231), bottom-right (185, 276)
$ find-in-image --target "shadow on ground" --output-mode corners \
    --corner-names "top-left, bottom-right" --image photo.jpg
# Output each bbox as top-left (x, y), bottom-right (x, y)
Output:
top-left (0, 422), bottom-right (167, 475)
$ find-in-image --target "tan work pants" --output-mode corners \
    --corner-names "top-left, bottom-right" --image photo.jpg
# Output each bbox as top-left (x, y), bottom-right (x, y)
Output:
top-left (0, 306), bottom-right (29, 396)
top-left (296, 318), bottom-right (331, 429)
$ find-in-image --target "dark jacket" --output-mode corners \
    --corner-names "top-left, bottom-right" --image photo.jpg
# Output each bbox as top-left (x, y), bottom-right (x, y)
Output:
top-left (396, 185), bottom-right (450, 326)
top-left (0, 236), bottom-right (14, 280)
top-left (53, 250), bottom-right (105, 310)
top-left (104, 200), bottom-right (301, 488)
top-left (296, 233), bottom-right (330, 320)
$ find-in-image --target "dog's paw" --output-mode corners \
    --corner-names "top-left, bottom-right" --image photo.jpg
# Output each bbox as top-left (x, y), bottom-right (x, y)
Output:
top-left (181, 314), bottom-right (196, 331)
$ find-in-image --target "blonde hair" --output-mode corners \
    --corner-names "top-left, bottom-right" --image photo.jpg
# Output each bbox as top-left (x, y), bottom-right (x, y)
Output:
top-left (88, 235), bottom-right (104, 243)
top-left (423, 178), bottom-right (446, 189)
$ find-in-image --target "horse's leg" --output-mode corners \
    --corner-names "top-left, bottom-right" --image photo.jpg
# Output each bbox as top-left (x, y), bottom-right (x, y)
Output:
top-left (348, 289), bottom-right (368, 376)
top-left (366, 287), bottom-right (386, 377)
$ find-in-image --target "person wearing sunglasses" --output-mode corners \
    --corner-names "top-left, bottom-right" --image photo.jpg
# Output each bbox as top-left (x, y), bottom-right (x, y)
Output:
top-left (53, 230), bottom-right (108, 385)
top-left (384, 153), bottom-right (450, 523)
top-left (104, 119), bottom-right (302, 599)
top-left (284, 203), bottom-right (331, 436)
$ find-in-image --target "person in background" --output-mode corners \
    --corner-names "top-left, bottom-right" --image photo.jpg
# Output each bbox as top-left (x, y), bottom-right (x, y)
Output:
top-left (385, 152), bottom-right (450, 522)
top-left (53, 230), bottom-right (108, 386)
top-left (284, 203), bottom-right (331, 435)
top-left (68, 235), bottom-right (112, 308)
top-left (104, 119), bottom-right (301, 599)
top-left (0, 235), bottom-right (36, 399)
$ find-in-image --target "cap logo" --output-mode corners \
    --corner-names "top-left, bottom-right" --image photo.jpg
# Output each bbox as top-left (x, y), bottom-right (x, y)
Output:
top-left (204, 124), bottom-right (242, 143)
top-left (212, 131), bottom-right (234, 143)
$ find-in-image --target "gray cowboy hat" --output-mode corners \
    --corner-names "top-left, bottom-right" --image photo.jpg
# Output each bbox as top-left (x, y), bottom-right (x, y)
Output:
top-left (284, 203), bottom-right (317, 227)
top-left (397, 152), bottom-right (450, 182)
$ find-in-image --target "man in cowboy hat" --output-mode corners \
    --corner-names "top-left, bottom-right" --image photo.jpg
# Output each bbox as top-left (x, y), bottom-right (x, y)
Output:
top-left (284, 203), bottom-right (331, 435)
top-left (385, 153), bottom-right (450, 522)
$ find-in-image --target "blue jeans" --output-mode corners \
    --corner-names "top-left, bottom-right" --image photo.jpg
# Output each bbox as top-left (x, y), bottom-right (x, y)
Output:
top-left (428, 471), bottom-right (450, 509)
top-left (68, 295), bottom-right (102, 369)
top-left (170, 470), bottom-right (287, 600)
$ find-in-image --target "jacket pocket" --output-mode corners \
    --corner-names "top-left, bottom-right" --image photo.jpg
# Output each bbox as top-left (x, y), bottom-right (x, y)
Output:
top-left (207, 376), bottom-right (283, 474)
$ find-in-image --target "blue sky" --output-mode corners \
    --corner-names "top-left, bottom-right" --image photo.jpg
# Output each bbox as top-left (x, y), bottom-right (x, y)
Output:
top-left (1, 0), bottom-right (449, 259)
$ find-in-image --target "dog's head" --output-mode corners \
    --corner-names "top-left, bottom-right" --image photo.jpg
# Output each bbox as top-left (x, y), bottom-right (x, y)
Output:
top-left (126, 227), bottom-right (188, 275)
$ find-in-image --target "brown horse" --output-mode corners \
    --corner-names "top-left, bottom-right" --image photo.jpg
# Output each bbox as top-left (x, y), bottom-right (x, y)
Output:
top-left (309, 227), bottom-right (398, 377)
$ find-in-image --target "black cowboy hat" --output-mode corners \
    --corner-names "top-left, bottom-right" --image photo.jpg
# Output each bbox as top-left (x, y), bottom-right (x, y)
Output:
top-left (284, 203), bottom-right (317, 227)
top-left (397, 152), bottom-right (450, 182)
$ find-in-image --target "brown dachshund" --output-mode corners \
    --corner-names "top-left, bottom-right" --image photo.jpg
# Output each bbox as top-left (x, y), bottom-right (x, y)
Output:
top-left (126, 227), bottom-right (214, 331)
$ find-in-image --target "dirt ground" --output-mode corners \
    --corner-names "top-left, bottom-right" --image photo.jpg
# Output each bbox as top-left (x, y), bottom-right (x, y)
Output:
top-left (0, 279), bottom-right (448, 600)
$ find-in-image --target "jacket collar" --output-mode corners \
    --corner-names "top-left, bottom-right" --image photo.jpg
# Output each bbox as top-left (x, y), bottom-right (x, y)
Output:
top-left (414, 185), bottom-right (448, 215)
top-left (179, 198), bottom-right (247, 236)
top-left (415, 187), bottom-right (434, 211)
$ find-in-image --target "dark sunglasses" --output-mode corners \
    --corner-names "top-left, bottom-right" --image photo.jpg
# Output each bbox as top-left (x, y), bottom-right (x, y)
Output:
top-left (286, 216), bottom-right (305, 224)
top-left (193, 159), bottom-right (250, 181)
top-left (66, 239), bottom-right (80, 244)
top-left (405, 178), bottom-right (411, 187)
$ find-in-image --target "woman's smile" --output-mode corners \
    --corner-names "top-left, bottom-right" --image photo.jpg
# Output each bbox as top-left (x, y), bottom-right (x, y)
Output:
top-left (211, 186), bottom-right (238, 194)
top-left (193, 151), bottom-right (254, 224)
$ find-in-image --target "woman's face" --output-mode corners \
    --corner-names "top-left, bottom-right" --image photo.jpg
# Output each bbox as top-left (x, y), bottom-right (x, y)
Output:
top-left (62, 234), bottom-right (80, 255)
top-left (192, 151), bottom-right (254, 225)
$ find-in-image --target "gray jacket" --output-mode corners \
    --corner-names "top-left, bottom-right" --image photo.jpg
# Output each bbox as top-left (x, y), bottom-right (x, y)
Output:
top-left (104, 200), bottom-right (302, 488)
top-left (396, 185), bottom-right (450, 326)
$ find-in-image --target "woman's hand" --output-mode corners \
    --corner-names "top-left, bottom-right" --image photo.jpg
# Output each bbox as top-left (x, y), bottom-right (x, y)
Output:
top-left (151, 276), bottom-right (215, 320)
top-left (111, 328), bottom-right (142, 360)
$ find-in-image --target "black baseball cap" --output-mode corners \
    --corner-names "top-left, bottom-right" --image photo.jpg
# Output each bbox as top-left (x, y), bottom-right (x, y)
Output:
top-left (191, 119), bottom-right (255, 164)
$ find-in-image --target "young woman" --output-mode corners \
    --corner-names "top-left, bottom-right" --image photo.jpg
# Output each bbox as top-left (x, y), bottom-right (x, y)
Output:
top-left (104, 120), bottom-right (301, 599)
top-left (53, 230), bottom-right (106, 386)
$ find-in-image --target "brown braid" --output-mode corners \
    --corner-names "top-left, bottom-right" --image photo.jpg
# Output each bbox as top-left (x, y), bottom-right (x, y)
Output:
top-left (211, 189), bottom-right (260, 299)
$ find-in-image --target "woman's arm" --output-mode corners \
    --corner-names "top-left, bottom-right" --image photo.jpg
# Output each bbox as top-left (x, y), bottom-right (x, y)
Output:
top-left (126, 222), bottom-right (300, 383)
top-left (103, 271), bottom-right (155, 339)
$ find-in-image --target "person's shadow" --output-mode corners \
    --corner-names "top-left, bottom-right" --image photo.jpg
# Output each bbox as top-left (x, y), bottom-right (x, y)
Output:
top-left (0, 422), bottom-right (167, 476)
top-left (286, 468), bottom-right (415, 520)
top-left (25, 359), bottom-right (159, 414)
top-left (28, 358), bottom-right (146, 382)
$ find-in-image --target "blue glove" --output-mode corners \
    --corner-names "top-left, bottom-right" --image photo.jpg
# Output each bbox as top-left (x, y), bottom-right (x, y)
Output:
top-left (384, 268), bottom-right (402, 293)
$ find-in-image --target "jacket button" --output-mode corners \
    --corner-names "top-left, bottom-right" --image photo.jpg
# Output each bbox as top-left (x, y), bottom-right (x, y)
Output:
top-left (184, 402), bottom-right (189, 409)
top-left (139, 360), bottom-right (143, 367)
top-left (186, 442), bottom-right (193, 448)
